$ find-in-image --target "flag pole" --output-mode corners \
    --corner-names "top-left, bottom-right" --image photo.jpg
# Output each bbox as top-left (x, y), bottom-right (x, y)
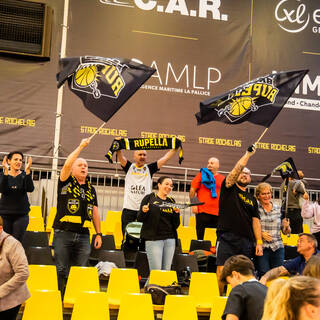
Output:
top-left (254, 127), bottom-right (269, 145)
top-left (89, 122), bottom-right (106, 140)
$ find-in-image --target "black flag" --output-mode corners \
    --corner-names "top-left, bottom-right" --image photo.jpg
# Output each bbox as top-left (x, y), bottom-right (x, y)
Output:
top-left (196, 69), bottom-right (308, 127)
top-left (261, 157), bottom-right (300, 182)
top-left (56, 56), bottom-right (156, 122)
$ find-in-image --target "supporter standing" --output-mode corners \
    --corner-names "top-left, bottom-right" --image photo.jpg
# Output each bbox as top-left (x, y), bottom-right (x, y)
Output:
top-left (189, 157), bottom-right (224, 239)
top-left (0, 152), bottom-right (34, 242)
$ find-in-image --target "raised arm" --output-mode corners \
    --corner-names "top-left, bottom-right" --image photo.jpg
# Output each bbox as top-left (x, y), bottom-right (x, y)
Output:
top-left (260, 266), bottom-right (289, 285)
top-left (225, 147), bottom-right (255, 188)
top-left (60, 138), bottom-right (90, 182)
top-left (157, 149), bottom-right (177, 169)
top-left (116, 150), bottom-right (127, 167)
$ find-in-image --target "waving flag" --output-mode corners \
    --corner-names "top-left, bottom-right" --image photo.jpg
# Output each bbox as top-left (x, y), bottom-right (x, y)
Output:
top-left (261, 157), bottom-right (300, 182)
top-left (57, 56), bottom-right (155, 122)
top-left (196, 69), bottom-right (308, 127)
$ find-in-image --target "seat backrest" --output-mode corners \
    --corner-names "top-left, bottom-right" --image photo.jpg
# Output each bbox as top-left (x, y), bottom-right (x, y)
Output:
top-left (204, 228), bottom-right (217, 247)
top-left (29, 206), bottom-right (42, 218)
top-left (71, 291), bottom-right (110, 320)
top-left (106, 268), bottom-right (140, 307)
top-left (96, 249), bottom-right (126, 268)
top-left (23, 231), bottom-right (49, 248)
top-left (102, 210), bottom-right (122, 233)
top-left (25, 246), bottom-right (55, 265)
top-left (188, 216), bottom-right (196, 228)
top-left (64, 267), bottom-right (100, 307)
top-left (117, 293), bottom-right (154, 320)
top-left (171, 253), bottom-right (199, 274)
top-left (177, 226), bottom-right (197, 253)
top-left (189, 272), bottom-right (220, 307)
top-left (162, 295), bottom-right (198, 320)
top-left (209, 296), bottom-right (228, 320)
top-left (27, 216), bottom-right (45, 232)
top-left (149, 270), bottom-right (178, 286)
top-left (22, 290), bottom-right (63, 320)
top-left (134, 251), bottom-right (150, 279)
top-left (189, 239), bottom-right (211, 252)
top-left (27, 265), bottom-right (58, 291)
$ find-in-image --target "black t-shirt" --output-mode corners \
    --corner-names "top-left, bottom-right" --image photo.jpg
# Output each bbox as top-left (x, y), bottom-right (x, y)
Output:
top-left (218, 180), bottom-right (260, 240)
top-left (138, 193), bottom-right (180, 241)
top-left (53, 175), bottom-right (98, 234)
top-left (223, 281), bottom-right (267, 320)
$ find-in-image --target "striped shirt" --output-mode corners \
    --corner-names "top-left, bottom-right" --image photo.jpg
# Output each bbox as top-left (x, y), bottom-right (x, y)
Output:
top-left (258, 202), bottom-right (284, 251)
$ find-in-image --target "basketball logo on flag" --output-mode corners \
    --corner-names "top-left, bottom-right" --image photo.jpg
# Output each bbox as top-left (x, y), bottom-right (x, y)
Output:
top-left (71, 56), bottom-right (127, 99)
top-left (214, 77), bottom-right (279, 123)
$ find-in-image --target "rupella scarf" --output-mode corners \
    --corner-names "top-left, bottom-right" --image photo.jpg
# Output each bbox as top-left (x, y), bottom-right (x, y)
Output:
top-left (105, 137), bottom-right (183, 164)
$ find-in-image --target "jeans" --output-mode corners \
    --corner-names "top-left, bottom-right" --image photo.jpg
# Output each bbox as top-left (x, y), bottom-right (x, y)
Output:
top-left (53, 229), bottom-right (91, 295)
top-left (255, 247), bottom-right (285, 278)
top-left (1, 214), bottom-right (29, 243)
top-left (145, 239), bottom-right (176, 270)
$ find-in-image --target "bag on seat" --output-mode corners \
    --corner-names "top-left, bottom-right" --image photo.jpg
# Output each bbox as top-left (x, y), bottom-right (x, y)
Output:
top-left (144, 282), bottom-right (182, 305)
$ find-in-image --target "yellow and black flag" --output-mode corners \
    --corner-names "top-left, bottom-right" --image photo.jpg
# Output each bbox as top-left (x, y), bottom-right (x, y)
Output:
top-left (195, 69), bottom-right (308, 127)
top-left (261, 157), bottom-right (300, 182)
top-left (56, 56), bottom-right (155, 122)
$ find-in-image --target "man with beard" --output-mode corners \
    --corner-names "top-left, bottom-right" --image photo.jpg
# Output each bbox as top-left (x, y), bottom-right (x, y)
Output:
top-left (216, 146), bottom-right (263, 294)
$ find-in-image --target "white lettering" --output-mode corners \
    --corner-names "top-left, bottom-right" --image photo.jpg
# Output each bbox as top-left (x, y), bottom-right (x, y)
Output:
top-left (165, 0), bottom-right (188, 16)
top-left (199, 0), bottom-right (221, 19)
top-left (134, 0), bottom-right (156, 10)
top-left (150, 60), bottom-right (163, 85)
top-left (207, 67), bottom-right (221, 90)
top-left (166, 63), bottom-right (189, 87)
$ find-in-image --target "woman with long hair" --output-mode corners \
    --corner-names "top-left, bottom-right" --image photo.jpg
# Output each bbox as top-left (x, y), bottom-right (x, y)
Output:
top-left (0, 152), bottom-right (34, 242)
top-left (261, 276), bottom-right (320, 320)
top-left (255, 182), bottom-right (290, 277)
top-left (137, 176), bottom-right (180, 271)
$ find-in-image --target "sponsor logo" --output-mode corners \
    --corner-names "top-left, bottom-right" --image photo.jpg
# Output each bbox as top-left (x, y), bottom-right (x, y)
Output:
top-left (214, 75), bottom-right (279, 123)
top-left (99, 0), bottom-right (229, 21)
top-left (87, 204), bottom-right (94, 219)
top-left (275, 0), bottom-right (320, 33)
top-left (72, 56), bottom-right (127, 99)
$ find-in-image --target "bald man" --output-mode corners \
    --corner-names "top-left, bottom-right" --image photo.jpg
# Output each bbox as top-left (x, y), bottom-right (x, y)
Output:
top-left (53, 138), bottom-right (102, 296)
top-left (117, 148), bottom-right (177, 236)
top-left (189, 157), bottom-right (225, 240)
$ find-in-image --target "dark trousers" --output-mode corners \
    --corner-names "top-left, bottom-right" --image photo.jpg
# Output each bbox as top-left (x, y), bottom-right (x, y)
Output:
top-left (287, 208), bottom-right (303, 234)
top-left (121, 208), bottom-right (138, 236)
top-left (0, 305), bottom-right (21, 320)
top-left (1, 215), bottom-right (29, 242)
top-left (196, 213), bottom-right (218, 240)
top-left (53, 229), bottom-right (91, 296)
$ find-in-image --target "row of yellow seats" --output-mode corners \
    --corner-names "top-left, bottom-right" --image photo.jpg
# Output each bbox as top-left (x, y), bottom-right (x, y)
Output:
top-left (22, 290), bottom-right (227, 320)
top-left (27, 265), bottom-right (224, 312)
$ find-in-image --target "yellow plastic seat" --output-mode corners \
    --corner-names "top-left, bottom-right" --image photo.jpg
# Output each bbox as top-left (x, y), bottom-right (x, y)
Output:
top-left (64, 267), bottom-right (100, 308)
top-left (163, 295), bottom-right (198, 320)
top-left (303, 224), bottom-right (311, 234)
top-left (71, 291), bottom-right (110, 320)
top-left (106, 268), bottom-right (140, 309)
top-left (46, 207), bottom-right (57, 232)
top-left (209, 296), bottom-right (228, 320)
top-left (226, 284), bottom-right (232, 296)
top-left (117, 293), bottom-right (154, 320)
top-left (27, 216), bottom-right (45, 232)
top-left (101, 210), bottom-right (122, 234)
top-left (266, 276), bottom-right (289, 287)
top-left (112, 221), bottom-right (123, 249)
top-left (188, 216), bottom-right (196, 228)
top-left (188, 272), bottom-right (220, 312)
top-left (204, 228), bottom-right (217, 246)
top-left (177, 226), bottom-right (197, 253)
top-left (49, 229), bottom-right (54, 246)
top-left (27, 265), bottom-right (58, 291)
top-left (22, 290), bottom-right (63, 320)
top-left (149, 270), bottom-right (178, 286)
top-left (29, 206), bottom-right (42, 218)
top-left (281, 233), bottom-right (299, 246)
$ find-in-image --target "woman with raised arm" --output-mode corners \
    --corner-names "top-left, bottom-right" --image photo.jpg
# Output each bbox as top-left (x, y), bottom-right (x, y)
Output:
top-left (0, 152), bottom-right (34, 242)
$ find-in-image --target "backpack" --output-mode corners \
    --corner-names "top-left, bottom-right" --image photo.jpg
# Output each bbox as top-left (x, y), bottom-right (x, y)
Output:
top-left (144, 282), bottom-right (182, 304)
